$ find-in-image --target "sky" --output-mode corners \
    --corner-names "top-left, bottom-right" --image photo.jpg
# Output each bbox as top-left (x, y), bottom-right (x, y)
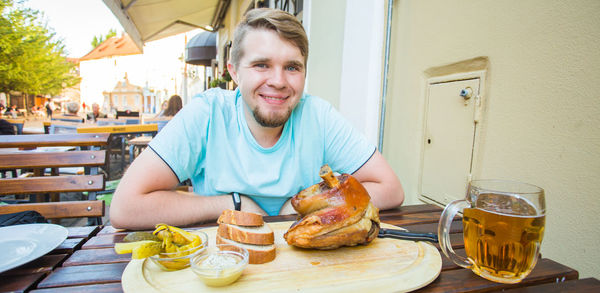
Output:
top-left (17, 0), bottom-right (205, 105)
top-left (21, 0), bottom-right (124, 58)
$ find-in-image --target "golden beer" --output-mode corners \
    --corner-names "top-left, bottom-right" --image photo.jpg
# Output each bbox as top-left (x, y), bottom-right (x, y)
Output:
top-left (462, 194), bottom-right (545, 283)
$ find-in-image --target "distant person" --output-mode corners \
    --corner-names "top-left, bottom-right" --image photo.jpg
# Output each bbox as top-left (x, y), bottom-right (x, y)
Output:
top-left (155, 100), bottom-right (168, 117)
top-left (45, 102), bottom-right (53, 118)
top-left (162, 95), bottom-right (183, 117)
top-left (86, 103), bottom-right (107, 122)
top-left (5, 105), bottom-right (17, 118)
top-left (65, 102), bottom-right (80, 116)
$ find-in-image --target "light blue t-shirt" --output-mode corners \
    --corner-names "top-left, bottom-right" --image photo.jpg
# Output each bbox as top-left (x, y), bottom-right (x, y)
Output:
top-left (149, 88), bottom-right (375, 215)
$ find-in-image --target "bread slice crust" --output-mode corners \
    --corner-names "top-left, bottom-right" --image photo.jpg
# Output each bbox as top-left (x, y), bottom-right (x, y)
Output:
top-left (218, 209), bottom-right (264, 226)
top-left (216, 235), bottom-right (276, 264)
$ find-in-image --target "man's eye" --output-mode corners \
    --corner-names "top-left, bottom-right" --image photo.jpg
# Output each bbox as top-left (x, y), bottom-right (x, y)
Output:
top-left (254, 64), bottom-right (267, 68)
top-left (286, 66), bottom-right (299, 71)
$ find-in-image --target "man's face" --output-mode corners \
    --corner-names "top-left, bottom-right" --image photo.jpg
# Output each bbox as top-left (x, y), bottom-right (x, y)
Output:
top-left (92, 104), bottom-right (99, 114)
top-left (228, 29), bottom-right (305, 128)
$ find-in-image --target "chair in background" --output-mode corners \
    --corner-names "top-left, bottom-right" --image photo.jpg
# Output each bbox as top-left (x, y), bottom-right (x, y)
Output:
top-left (0, 201), bottom-right (104, 225)
top-left (0, 133), bottom-right (110, 225)
top-left (51, 115), bottom-right (85, 123)
top-left (77, 124), bottom-right (158, 174)
top-left (127, 117), bottom-right (171, 162)
top-left (48, 121), bottom-right (83, 134)
top-left (96, 118), bottom-right (126, 126)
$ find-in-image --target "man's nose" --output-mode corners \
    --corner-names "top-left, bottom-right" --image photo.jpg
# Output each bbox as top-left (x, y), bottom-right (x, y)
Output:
top-left (267, 68), bottom-right (286, 88)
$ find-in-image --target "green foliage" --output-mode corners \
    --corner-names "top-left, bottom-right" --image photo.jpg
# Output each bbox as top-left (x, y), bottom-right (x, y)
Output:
top-left (0, 0), bottom-right (79, 95)
top-left (91, 28), bottom-right (117, 48)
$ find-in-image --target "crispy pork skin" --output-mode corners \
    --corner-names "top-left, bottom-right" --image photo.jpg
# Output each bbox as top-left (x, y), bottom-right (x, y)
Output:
top-left (284, 165), bottom-right (380, 249)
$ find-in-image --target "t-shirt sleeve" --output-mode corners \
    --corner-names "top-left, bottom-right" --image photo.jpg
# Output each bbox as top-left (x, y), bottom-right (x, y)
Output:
top-left (148, 97), bottom-right (209, 183)
top-left (320, 101), bottom-right (376, 174)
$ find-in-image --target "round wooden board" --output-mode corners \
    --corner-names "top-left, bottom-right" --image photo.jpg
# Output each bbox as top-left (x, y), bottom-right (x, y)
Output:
top-left (122, 222), bottom-right (441, 292)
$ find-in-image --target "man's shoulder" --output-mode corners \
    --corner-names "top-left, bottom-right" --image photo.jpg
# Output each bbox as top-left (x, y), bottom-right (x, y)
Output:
top-left (294, 93), bottom-right (333, 117)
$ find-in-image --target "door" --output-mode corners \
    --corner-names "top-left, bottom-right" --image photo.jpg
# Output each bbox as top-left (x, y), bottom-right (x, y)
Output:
top-left (420, 78), bottom-right (481, 205)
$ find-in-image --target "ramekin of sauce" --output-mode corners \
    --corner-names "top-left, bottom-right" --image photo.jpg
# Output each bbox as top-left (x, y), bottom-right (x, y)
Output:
top-left (191, 244), bottom-right (249, 287)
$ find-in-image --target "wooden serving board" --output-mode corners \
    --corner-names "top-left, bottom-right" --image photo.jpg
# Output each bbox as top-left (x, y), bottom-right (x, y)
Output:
top-left (122, 222), bottom-right (441, 292)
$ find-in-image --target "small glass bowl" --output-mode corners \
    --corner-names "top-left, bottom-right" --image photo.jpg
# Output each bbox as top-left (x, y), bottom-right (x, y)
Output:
top-left (191, 244), bottom-right (249, 287)
top-left (148, 230), bottom-right (208, 271)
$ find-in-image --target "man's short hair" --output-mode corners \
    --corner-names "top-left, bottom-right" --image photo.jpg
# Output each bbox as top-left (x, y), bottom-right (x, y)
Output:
top-left (66, 102), bottom-right (80, 114)
top-left (230, 8), bottom-right (308, 69)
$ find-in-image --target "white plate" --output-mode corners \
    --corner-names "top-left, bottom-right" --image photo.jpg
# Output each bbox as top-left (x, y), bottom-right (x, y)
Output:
top-left (0, 224), bottom-right (68, 274)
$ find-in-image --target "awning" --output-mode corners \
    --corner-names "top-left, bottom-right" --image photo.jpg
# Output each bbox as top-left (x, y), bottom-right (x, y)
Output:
top-left (102, 0), bottom-right (230, 52)
top-left (185, 31), bottom-right (216, 66)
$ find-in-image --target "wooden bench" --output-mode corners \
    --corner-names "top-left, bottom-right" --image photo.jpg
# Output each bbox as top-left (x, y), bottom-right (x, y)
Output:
top-left (0, 200), bottom-right (105, 222)
top-left (0, 133), bottom-right (110, 149)
top-left (0, 133), bottom-right (111, 225)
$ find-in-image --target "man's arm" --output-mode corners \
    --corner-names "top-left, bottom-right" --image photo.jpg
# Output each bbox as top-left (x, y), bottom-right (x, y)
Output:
top-left (109, 149), bottom-right (266, 230)
top-left (352, 151), bottom-right (404, 210)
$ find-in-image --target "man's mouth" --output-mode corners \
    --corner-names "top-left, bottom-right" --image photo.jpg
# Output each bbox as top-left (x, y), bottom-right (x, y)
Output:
top-left (261, 94), bottom-right (288, 104)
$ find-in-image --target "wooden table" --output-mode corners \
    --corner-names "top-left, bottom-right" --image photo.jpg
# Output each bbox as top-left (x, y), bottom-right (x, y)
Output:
top-left (0, 204), bottom-right (597, 293)
top-left (77, 124), bottom-right (158, 172)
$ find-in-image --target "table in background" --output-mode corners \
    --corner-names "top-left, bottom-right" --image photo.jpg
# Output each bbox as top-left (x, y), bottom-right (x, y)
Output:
top-left (77, 124), bottom-right (158, 174)
top-left (1, 204), bottom-right (597, 293)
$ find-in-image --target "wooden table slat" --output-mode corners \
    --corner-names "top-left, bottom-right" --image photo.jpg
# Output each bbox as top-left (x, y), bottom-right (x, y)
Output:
top-left (0, 272), bottom-right (45, 293)
top-left (82, 234), bottom-right (126, 249)
top-left (64, 248), bottom-right (131, 266)
top-left (416, 258), bottom-right (579, 292)
top-left (51, 238), bottom-right (85, 255)
top-left (67, 226), bottom-right (101, 239)
top-left (29, 282), bottom-right (123, 293)
top-left (494, 277), bottom-right (600, 292)
top-left (37, 263), bottom-right (127, 289)
top-left (0, 254), bottom-right (67, 277)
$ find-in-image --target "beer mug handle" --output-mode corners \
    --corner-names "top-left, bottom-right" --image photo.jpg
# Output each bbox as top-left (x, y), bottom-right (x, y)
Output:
top-left (438, 199), bottom-right (472, 269)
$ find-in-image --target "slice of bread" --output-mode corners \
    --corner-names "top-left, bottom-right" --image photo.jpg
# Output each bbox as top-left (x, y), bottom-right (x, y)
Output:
top-left (216, 234), bottom-right (276, 264)
top-left (217, 223), bottom-right (274, 245)
top-left (218, 209), bottom-right (264, 227)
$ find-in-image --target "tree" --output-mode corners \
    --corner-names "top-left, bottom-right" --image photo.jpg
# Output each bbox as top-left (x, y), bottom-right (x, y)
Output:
top-left (91, 28), bottom-right (117, 48)
top-left (0, 0), bottom-right (79, 96)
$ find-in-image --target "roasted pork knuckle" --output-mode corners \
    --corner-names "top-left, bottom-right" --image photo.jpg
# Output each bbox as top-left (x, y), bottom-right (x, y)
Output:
top-left (284, 165), bottom-right (380, 249)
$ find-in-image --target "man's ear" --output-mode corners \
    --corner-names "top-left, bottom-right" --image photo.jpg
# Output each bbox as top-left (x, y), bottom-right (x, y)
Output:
top-left (227, 62), bottom-right (238, 84)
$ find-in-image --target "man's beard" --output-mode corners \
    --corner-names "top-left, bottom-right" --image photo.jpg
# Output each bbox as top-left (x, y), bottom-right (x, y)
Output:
top-left (252, 106), bottom-right (293, 128)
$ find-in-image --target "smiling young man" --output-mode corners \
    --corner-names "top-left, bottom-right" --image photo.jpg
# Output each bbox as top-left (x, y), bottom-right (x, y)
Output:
top-left (110, 8), bottom-right (404, 230)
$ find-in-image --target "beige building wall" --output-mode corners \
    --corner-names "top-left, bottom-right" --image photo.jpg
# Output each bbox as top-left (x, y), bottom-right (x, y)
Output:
top-left (305, 0), bottom-right (346, 109)
top-left (384, 0), bottom-right (600, 278)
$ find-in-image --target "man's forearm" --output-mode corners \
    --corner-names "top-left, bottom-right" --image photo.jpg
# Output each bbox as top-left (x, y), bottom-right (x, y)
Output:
top-left (110, 190), bottom-right (227, 230)
top-left (110, 190), bottom-right (269, 230)
top-left (362, 181), bottom-right (404, 211)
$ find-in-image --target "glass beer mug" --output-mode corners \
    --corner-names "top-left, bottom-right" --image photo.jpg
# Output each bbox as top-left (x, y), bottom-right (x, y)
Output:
top-left (438, 179), bottom-right (545, 284)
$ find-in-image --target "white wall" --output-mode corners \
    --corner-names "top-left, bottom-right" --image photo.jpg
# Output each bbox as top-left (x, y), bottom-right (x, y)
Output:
top-left (385, 0), bottom-right (600, 279)
top-left (338, 0), bottom-right (385, 146)
top-left (304, 0), bottom-right (346, 109)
